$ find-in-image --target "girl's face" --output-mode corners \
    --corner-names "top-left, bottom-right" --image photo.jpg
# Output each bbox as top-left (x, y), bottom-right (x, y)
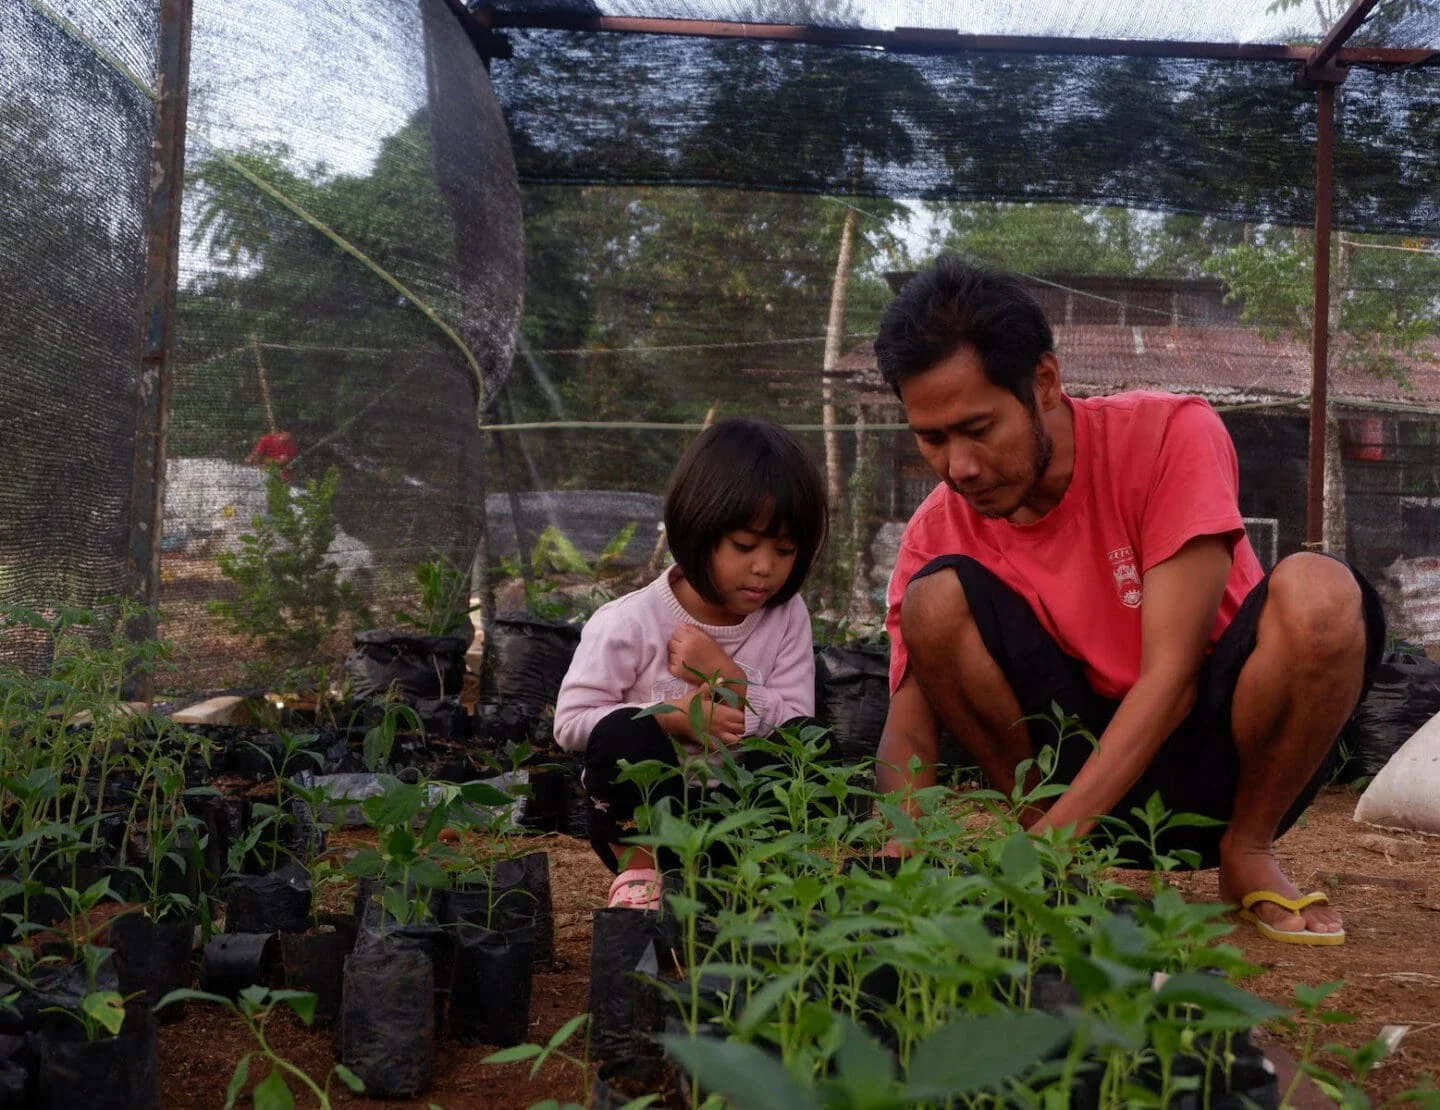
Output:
top-left (703, 518), bottom-right (798, 622)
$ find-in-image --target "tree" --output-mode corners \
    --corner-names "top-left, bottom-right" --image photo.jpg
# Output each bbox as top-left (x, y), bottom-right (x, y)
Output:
top-left (1205, 225), bottom-right (1440, 551)
top-left (174, 113), bottom-right (482, 556)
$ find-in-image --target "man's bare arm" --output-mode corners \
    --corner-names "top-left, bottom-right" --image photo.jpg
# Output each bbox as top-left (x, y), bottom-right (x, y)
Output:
top-left (875, 673), bottom-right (942, 815)
top-left (1037, 534), bottom-right (1233, 836)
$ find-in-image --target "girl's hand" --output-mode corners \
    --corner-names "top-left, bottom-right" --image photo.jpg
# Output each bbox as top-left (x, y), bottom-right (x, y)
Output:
top-left (668, 624), bottom-right (741, 685)
top-left (696, 683), bottom-right (745, 748)
top-left (653, 683), bottom-right (745, 747)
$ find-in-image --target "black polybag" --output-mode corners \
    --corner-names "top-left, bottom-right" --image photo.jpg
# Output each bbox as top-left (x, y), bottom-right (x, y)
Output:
top-left (223, 860), bottom-right (312, 934)
top-left (37, 1007), bottom-right (160, 1109)
top-left (344, 629), bottom-right (470, 701)
top-left (479, 615), bottom-right (581, 709)
top-left (586, 907), bottom-right (672, 1061)
top-left (110, 914), bottom-right (194, 1022)
top-left (1337, 649), bottom-right (1440, 782)
top-left (338, 947), bottom-right (434, 1098)
top-left (448, 924), bottom-right (535, 1046)
top-left (0, 960), bottom-right (118, 1035)
top-left (437, 852), bottom-right (555, 971)
top-left (199, 933), bottom-right (279, 998)
top-left (813, 643), bottom-right (890, 762)
top-left (353, 893), bottom-right (456, 1033)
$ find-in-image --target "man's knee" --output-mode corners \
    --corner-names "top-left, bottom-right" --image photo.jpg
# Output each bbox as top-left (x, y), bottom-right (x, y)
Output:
top-left (899, 569), bottom-right (974, 663)
top-left (1265, 553), bottom-right (1364, 663)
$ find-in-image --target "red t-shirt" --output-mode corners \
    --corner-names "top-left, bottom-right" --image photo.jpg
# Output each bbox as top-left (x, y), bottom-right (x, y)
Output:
top-left (885, 392), bottom-right (1263, 700)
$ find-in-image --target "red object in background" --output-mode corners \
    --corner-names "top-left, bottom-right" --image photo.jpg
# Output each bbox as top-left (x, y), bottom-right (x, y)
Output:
top-left (1340, 416), bottom-right (1386, 462)
top-left (246, 431), bottom-right (297, 477)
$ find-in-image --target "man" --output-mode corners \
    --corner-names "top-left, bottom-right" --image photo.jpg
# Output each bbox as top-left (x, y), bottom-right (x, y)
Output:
top-left (874, 257), bottom-right (1383, 945)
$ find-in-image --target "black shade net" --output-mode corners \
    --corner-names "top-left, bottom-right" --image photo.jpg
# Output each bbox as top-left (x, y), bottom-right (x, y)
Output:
top-left (491, 29), bottom-right (1440, 235)
top-left (0, 0), bottom-right (158, 667)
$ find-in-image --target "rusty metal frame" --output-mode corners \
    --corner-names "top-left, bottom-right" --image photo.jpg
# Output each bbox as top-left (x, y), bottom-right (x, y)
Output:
top-left (476, 7), bottom-right (1436, 67)
top-left (127, 0), bottom-right (194, 697)
top-left (1301, 0), bottom-right (1381, 547)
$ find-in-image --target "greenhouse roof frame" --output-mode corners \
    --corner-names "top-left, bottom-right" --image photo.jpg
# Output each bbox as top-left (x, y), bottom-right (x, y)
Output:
top-left (474, 5), bottom-right (1437, 70)
top-left (470, 0), bottom-right (1438, 545)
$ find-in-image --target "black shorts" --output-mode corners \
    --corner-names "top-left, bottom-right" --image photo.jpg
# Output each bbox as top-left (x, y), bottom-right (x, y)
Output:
top-left (911, 554), bottom-right (1386, 868)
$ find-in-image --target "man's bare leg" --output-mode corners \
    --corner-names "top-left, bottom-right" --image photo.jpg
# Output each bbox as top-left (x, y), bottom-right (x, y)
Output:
top-left (901, 571), bottom-right (1037, 803)
top-left (1219, 553), bottom-right (1367, 936)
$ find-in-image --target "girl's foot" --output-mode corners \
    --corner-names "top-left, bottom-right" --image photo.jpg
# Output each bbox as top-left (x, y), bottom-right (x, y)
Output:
top-left (607, 868), bottom-right (662, 911)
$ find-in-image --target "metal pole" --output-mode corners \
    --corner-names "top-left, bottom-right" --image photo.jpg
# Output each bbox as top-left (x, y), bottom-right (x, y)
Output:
top-left (127, 0), bottom-right (194, 699)
top-left (478, 9), bottom-right (1436, 68)
top-left (1306, 81), bottom-right (1335, 548)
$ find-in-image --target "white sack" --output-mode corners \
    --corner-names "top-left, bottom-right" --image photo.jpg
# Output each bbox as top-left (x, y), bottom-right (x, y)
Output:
top-left (1353, 707), bottom-right (1440, 834)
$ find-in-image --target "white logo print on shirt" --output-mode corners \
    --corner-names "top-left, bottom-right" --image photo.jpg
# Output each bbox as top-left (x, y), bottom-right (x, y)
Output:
top-left (1107, 546), bottom-right (1143, 608)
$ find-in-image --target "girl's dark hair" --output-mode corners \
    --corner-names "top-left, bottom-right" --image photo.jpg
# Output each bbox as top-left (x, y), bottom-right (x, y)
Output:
top-left (874, 255), bottom-right (1054, 409)
top-left (664, 418), bottom-right (827, 608)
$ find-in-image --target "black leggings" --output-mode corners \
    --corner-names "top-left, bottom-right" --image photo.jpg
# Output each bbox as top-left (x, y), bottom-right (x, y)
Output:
top-left (582, 708), bottom-right (810, 873)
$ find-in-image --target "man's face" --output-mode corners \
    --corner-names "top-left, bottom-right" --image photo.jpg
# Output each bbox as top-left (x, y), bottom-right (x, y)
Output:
top-left (899, 345), bottom-right (1055, 521)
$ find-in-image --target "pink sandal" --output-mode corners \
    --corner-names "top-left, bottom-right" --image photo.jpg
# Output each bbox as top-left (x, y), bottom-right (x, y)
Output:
top-left (607, 868), bottom-right (662, 911)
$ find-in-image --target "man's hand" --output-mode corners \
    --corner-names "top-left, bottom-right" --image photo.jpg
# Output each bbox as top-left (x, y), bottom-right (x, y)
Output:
top-left (1039, 534), bottom-right (1233, 836)
top-left (668, 624), bottom-right (742, 685)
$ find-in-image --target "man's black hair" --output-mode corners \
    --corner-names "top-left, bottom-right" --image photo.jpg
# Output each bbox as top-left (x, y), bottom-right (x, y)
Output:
top-left (874, 255), bottom-right (1055, 408)
top-left (664, 417), bottom-right (827, 608)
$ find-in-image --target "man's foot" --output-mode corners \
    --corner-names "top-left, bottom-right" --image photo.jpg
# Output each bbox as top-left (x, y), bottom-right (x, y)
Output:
top-left (1218, 844), bottom-right (1344, 941)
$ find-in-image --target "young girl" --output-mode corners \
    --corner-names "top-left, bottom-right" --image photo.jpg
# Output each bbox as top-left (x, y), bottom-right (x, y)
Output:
top-left (554, 418), bottom-right (828, 909)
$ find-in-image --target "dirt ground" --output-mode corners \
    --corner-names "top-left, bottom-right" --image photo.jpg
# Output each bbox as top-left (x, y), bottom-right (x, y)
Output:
top-left (158, 788), bottom-right (1439, 1108)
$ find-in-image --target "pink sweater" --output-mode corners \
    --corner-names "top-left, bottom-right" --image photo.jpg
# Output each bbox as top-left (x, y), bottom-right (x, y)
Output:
top-left (553, 567), bottom-right (815, 753)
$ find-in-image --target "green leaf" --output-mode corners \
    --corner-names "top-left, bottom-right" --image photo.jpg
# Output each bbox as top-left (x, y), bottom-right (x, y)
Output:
top-left (547, 1012), bottom-right (589, 1050)
top-left (904, 1012), bottom-right (1072, 1099)
top-left (362, 779), bottom-right (425, 827)
top-left (157, 987), bottom-right (233, 1014)
top-left (224, 1054), bottom-right (252, 1110)
top-left (998, 832), bottom-right (1041, 885)
top-left (81, 991), bottom-right (126, 1036)
top-left (272, 989), bottom-right (318, 1025)
top-left (239, 984), bottom-right (269, 1008)
top-left (408, 857), bottom-right (452, 891)
top-left (252, 1068), bottom-right (296, 1110)
top-left (633, 702), bottom-right (683, 719)
top-left (483, 1043), bottom-right (544, 1065)
top-left (737, 968), bottom-right (806, 1036)
top-left (661, 1034), bottom-right (822, 1110)
top-left (1155, 973), bottom-right (1288, 1022)
top-left (459, 780), bottom-right (515, 808)
top-left (833, 1014), bottom-right (896, 1100)
top-left (343, 847), bottom-right (385, 879)
top-left (334, 1063), bottom-right (365, 1093)
top-left (1159, 812), bottom-right (1227, 829)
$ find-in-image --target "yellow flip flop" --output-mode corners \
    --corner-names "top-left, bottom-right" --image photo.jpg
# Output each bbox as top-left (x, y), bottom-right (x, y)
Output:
top-left (1237, 890), bottom-right (1346, 946)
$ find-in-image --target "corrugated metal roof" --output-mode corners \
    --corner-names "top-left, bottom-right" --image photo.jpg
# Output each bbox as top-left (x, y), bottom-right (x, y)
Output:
top-left (834, 328), bottom-right (1440, 410)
